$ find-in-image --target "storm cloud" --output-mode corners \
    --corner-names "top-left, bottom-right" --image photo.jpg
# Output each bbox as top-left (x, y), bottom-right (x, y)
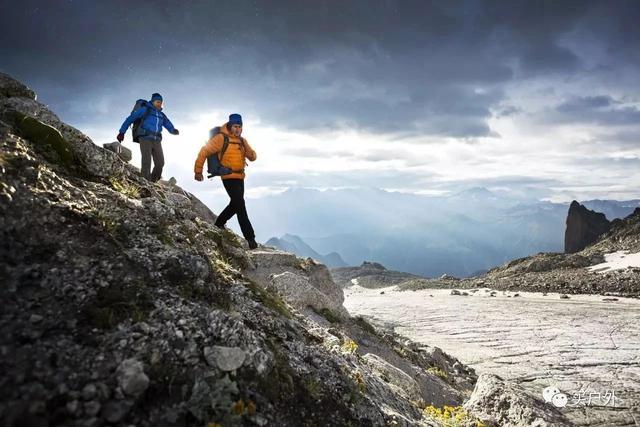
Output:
top-left (2, 0), bottom-right (638, 136)
top-left (1, 0), bottom-right (640, 201)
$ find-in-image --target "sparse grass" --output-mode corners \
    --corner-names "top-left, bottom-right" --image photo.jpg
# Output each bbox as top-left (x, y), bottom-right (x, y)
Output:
top-left (305, 378), bottom-right (323, 399)
top-left (423, 405), bottom-right (485, 427)
top-left (82, 282), bottom-right (153, 329)
top-left (109, 176), bottom-right (140, 199)
top-left (351, 370), bottom-right (366, 393)
top-left (91, 207), bottom-right (121, 237)
top-left (427, 366), bottom-right (449, 380)
top-left (179, 279), bottom-right (232, 311)
top-left (243, 278), bottom-right (293, 319)
top-left (341, 339), bottom-right (359, 355)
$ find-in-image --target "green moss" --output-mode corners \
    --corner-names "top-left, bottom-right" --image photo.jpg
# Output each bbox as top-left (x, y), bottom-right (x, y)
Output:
top-left (82, 282), bottom-right (153, 329)
top-left (243, 279), bottom-right (292, 319)
top-left (91, 207), bottom-right (121, 237)
top-left (15, 113), bottom-right (74, 168)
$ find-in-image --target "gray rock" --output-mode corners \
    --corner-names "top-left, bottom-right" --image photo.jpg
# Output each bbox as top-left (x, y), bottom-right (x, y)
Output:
top-left (464, 373), bottom-right (572, 427)
top-left (116, 358), bottom-right (149, 398)
top-left (66, 399), bottom-right (80, 416)
top-left (102, 141), bottom-right (132, 162)
top-left (84, 400), bottom-right (101, 417)
top-left (362, 353), bottom-right (422, 402)
top-left (245, 247), bottom-right (348, 318)
top-left (81, 383), bottom-right (97, 400)
top-left (204, 345), bottom-right (246, 371)
top-left (101, 400), bottom-right (132, 423)
top-left (29, 314), bottom-right (43, 323)
top-left (0, 72), bottom-right (36, 99)
top-left (565, 201), bottom-right (610, 253)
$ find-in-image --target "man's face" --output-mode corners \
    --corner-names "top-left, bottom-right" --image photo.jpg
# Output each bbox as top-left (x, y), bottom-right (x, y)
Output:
top-left (152, 100), bottom-right (163, 109)
top-left (230, 124), bottom-right (242, 137)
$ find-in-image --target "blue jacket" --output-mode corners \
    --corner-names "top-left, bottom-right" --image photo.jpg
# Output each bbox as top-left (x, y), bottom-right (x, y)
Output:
top-left (119, 101), bottom-right (176, 139)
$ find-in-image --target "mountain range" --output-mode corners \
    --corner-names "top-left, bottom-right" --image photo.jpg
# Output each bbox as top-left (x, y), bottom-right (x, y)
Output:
top-left (264, 233), bottom-right (347, 268)
top-left (248, 187), bottom-right (640, 278)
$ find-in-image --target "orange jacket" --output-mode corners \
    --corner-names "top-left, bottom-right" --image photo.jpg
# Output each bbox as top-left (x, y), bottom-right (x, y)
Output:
top-left (194, 123), bottom-right (257, 180)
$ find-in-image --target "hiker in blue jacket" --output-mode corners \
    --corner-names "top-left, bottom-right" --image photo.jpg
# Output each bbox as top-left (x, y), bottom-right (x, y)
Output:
top-left (117, 93), bottom-right (179, 182)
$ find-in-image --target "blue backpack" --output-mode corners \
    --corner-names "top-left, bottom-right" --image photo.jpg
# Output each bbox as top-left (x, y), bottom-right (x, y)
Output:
top-left (130, 99), bottom-right (152, 143)
top-left (206, 126), bottom-right (232, 178)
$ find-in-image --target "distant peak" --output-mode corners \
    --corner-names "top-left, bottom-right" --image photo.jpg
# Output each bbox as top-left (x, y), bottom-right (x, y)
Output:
top-left (361, 261), bottom-right (386, 270)
top-left (454, 187), bottom-right (494, 197)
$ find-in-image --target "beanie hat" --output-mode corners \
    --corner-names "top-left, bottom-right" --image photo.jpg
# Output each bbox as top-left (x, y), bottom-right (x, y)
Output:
top-left (151, 93), bottom-right (163, 102)
top-left (228, 113), bottom-right (243, 126)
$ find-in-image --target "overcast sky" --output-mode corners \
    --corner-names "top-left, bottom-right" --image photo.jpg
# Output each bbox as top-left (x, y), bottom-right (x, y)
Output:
top-left (2, 0), bottom-right (640, 203)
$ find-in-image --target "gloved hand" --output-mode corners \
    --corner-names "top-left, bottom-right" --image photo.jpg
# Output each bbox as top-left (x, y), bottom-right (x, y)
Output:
top-left (171, 129), bottom-right (179, 135)
top-left (194, 172), bottom-right (203, 181)
top-left (116, 132), bottom-right (125, 142)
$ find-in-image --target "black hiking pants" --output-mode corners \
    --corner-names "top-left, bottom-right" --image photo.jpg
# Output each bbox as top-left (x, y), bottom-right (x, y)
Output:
top-left (215, 178), bottom-right (255, 240)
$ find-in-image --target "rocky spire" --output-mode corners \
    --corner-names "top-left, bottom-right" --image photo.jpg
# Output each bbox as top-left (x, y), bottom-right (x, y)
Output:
top-left (564, 200), bottom-right (611, 253)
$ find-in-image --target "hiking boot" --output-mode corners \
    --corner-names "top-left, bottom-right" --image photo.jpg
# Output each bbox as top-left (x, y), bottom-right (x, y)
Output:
top-left (247, 239), bottom-right (258, 250)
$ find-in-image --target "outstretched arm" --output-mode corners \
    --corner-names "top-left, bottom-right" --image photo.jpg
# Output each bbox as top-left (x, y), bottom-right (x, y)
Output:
top-left (194, 134), bottom-right (224, 175)
top-left (118, 106), bottom-right (146, 134)
top-left (162, 114), bottom-right (177, 133)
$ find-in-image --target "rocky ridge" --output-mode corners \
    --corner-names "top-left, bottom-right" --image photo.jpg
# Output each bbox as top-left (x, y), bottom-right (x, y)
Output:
top-left (0, 73), bottom-right (573, 426)
top-left (331, 261), bottom-right (430, 289)
top-left (345, 211), bottom-right (640, 297)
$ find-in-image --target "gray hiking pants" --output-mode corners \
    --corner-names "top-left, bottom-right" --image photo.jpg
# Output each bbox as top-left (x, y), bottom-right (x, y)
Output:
top-left (139, 138), bottom-right (164, 182)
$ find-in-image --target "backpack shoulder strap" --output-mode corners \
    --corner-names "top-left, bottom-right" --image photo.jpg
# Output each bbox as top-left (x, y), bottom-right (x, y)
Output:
top-left (218, 134), bottom-right (230, 161)
top-left (140, 103), bottom-right (152, 120)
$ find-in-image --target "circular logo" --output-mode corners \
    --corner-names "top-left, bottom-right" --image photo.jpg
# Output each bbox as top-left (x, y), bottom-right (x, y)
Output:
top-left (542, 386), bottom-right (568, 408)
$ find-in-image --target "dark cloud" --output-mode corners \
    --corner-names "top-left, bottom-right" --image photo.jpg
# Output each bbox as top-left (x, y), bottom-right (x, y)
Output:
top-left (552, 95), bottom-right (640, 126)
top-left (0, 0), bottom-right (638, 138)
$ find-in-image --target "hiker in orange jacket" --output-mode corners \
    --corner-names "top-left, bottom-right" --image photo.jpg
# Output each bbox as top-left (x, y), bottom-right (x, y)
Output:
top-left (194, 113), bottom-right (258, 249)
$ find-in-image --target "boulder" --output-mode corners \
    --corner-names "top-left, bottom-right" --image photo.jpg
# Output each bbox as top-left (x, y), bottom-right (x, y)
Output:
top-left (0, 72), bottom-right (36, 99)
top-left (245, 247), bottom-right (348, 319)
top-left (203, 345), bottom-right (247, 371)
top-left (362, 353), bottom-right (422, 402)
top-left (103, 141), bottom-right (132, 162)
top-left (0, 74), bottom-right (125, 177)
top-left (268, 271), bottom-right (349, 318)
top-left (116, 358), bottom-right (149, 398)
top-left (564, 201), bottom-right (610, 253)
top-left (464, 373), bottom-right (572, 427)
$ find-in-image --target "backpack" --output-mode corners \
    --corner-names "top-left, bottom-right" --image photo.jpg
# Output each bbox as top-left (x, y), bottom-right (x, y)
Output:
top-left (130, 99), bottom-right (153, 143)
top-left (206, 126), bottom-right (246, 178)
